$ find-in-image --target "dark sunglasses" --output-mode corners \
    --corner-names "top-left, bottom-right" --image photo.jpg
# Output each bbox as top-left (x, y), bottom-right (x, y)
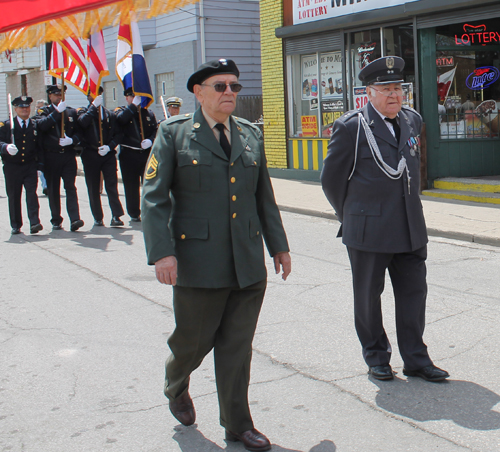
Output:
top-left (201, 83), bottom-right (243, 93)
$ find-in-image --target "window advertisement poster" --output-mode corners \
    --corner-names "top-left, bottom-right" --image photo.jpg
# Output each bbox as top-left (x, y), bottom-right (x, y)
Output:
top-left (293, 0), bottom-right (421, 26)
top-left (301, 115), bottom-right (319, 136)
top-left (402, 83), bottom-right (414, 109)
top-left (320, 52), bottom-right (343, 98)
top-left (301, 54), bottom-right (319, 100)
top-left (353, 86), bottom-right (369, 110)
top-left (321, 100), bottom-right (344, 137)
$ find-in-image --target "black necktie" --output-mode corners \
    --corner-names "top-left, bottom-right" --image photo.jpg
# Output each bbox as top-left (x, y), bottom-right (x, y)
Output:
top-left (385, 117), bottom-right (400, 143)
top-left (22, 120), bottom-right (27, 130)
top-left (215, 123), bottom-right (231, 158)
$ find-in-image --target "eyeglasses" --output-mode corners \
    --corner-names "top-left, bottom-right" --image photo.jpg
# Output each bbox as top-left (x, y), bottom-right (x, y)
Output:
top-left (370, 86), bottom-right (403, 97)
top-left (200, 83), bottom-right (243, 93)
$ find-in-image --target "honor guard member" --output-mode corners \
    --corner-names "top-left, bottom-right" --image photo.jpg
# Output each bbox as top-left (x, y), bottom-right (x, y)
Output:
top-left (166, 96), bottom-right (182, 118)
top-left (114, 88), bottom-right (157, 222)
top-left (34, 99), bottom-right (49, 195)
top-left (36, 84), bottom-right (84, 231)
top-left (0, 96), bottom-right (43, 234)
top-left (142, 59), bottom-right (292, 452)
top-left (78, 87), bottom-right (125, 227)
top-left (321, 56), bottom-right (449, 383)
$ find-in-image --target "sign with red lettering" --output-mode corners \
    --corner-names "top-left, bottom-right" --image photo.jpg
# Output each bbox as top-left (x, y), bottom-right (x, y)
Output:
top-left (436, 57), bottom-right (454, 67)
top-left (353, 87), bottom-right (368, 110)
top-left (293, 0), bottom-right (420, 26)
top-left (455, 23), bottom-right (500, 45)
top-left (301, 115), bottom-right (318, 137)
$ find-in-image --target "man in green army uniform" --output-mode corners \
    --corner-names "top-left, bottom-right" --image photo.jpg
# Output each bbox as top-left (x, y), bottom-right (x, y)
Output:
top-left (142, 59), bottom-right (291, 451)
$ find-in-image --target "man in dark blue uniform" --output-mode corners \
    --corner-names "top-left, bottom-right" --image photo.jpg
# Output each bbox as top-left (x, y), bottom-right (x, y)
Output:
top-left (78, 87), bottom-right (124, 227)
top-left (0, 96), bottom-right (43, 234)
top-left (36, 84), bottom-right (84, 231)
top-left (115, 88), bottom-right (157, 222)
top-left (321, 57), bottom-right (449, 383)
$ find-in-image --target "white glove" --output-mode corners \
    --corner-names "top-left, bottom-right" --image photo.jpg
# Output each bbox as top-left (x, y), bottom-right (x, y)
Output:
top-left (6, 144), bottom-right (18, 155)
top-left (92, 95), bottom-right (103, 107)
top-left (132, 96), bottom-right (141, 106)
top-left (37, 170), bottom-right (43, 177)
top-left (141, 139), bottom-right (152, 149)
top-left (98, 145), bottom-right (110, 156)
top-left (55, 101), bottom-right (67, 113)
top-left (59, 135), bottom-right (73, 147)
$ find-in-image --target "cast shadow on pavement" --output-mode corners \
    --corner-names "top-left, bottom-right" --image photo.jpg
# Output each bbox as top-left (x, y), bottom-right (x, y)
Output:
top-left (173, 426), bottom-right (336, 452)
top-left (371, 377), bottom-right (500, 430)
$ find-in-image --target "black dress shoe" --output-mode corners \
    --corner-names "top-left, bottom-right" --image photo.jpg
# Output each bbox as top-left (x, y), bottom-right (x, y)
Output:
top-left (130, 216), bottom-right (141, 222)
top-left (169, 391), bottom-right (195, 426)
top-left (11, 228), bottom-right (21, 235)
top-left (110, 217), bottom-right (124, 227)
top-left (70, 219), bottom-right (84, 231)
top-left (52, 223), bottom-right (63, 230)
top-left (226, 429), bottom-right (271, 452)
top-left (403, 365), bottom-right (449, 382)
top-left (94, 220), bottom-right (104, 226)
top-left (30, 223), bottom-right (43, 234)
top-left (368, 364), bottom-right (394, 380)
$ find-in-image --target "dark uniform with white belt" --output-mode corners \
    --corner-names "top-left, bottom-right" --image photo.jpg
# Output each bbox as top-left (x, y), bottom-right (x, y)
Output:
top-left (114, 88), bottom-right (157, 221)
top-left (78, 88), bottom-right (124, 227)
top-left (141, 59), bottom-right (291, 451)
top-left (36, 84), bottom-right (84, 231)
top-left (321, 56), bottom-right (449, 383)
top-left (0, 96), bottom-right (43, 234)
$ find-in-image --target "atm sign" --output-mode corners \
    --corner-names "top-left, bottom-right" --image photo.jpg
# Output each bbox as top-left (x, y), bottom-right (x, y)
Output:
top-left (436, 57), bottom-right (454, 67)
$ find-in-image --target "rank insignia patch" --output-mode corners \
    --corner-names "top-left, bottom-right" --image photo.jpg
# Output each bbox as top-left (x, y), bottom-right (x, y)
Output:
top-left (145, 154), bottom-right (159, 180)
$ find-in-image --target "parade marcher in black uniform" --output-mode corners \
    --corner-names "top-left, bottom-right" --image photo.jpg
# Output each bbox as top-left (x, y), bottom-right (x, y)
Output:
top-left (34, 99), bottom-right (49, 196)
top-left (321, 56), bottom-right (449, 383)
top-left (0, 96), bottom-right (43, 234)
top-left (36, 85), bottom-right (84, 231)
top-left (78, 87), bottom-right (124, 227)
top-left (115, 87), bottom-right (157, 222)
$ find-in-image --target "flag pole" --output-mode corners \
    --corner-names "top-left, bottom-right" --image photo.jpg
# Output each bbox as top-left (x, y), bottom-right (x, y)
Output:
top-left (61, 74), bottom-right (66, 138)
top-left (137, 102), bottom-right (145, 141)
top-left (7, 93), bottom-right (15, 146)
top-left (160, 95), bottom-right (168, 120)
top-left (98, 105), bottom-right (103, 146)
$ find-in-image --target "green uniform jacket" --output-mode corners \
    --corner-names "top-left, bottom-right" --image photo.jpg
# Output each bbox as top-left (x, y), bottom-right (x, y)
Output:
top-left (141, 108), bottom-right (289, 289)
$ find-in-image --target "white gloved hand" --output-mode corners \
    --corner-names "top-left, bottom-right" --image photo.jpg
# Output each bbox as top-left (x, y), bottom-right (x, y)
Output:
top-left (59, 134), bottom-right (73, 147)
top-left (141, 139), bottom-right (152, 149)
top-left (92, 95), bottom-right (103, 107)
top-left (98, 145), bottom-right (110, 156)
top-left (132, 96), bottom-right (141, 106)
top-left (37, 170), bottom-right (43, 177)
top-left (55, 101), bottom-right (67, 113)
top-left (6, 144), bottom-right (18, 155)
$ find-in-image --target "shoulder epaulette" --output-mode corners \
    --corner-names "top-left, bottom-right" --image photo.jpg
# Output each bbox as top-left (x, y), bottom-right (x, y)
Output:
top-left (232, 115), bottom-right (260, 130)
top-left (339, 109), bottom-right (361, 122)
top-left (165, 113), bottom-right (192, 125)
top-left (401, 105), bottom-right (422, 118)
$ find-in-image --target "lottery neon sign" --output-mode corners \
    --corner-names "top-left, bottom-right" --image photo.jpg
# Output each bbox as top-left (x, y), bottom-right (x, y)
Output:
top-left (466, 67), bottom-right (500, 90)
top-left (455, 23), bottom-right (500, 45)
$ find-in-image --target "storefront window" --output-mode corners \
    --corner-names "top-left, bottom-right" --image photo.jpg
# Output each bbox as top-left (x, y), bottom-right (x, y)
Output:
top-left (288, 51), bottom-right (344, 138)
top-left (436, 19), bottom-right (500, 139)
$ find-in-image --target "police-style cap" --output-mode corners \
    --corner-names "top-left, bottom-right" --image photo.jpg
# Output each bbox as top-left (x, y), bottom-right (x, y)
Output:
top-left (12, 96), bottom-right (33, 107)
top-left (187, 59), bottom-right (239, 93)
top-left (46, 84), bottom-right (67, 94)
top-left (358, 56), bottom-right (405, 86)
top-left (124, 87), bottom-right (134, 96)
top-left (166, 96), bottom-right (183, 107)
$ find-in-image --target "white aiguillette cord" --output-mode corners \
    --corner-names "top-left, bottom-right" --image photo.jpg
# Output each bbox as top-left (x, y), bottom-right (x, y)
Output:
top-left (349, 113), bottom-right (411, 194)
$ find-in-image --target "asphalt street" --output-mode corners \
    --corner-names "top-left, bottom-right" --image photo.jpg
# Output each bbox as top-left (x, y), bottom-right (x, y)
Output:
top-left (1, 174), bottom-right (500, 451)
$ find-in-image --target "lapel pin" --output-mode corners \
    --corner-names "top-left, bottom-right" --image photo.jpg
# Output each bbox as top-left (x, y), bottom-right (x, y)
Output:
top-left (193, 123), bottom-right (200, 129)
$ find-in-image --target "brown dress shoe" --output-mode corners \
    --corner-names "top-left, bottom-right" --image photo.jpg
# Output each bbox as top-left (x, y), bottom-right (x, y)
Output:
top-left (169, 391), bottom-right (195, 426)
top-left (226, 428), bottom-right (271, 451)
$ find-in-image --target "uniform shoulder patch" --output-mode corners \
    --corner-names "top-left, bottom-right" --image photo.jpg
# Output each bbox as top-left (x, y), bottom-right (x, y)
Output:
top-left (37, 108), bottom-right (46, 115)
top-left (114, 107), bottom-right (122, 113)
top-left (0, 121), bottom-right (4, 127)
top-left (145, 154), bottom-right (159, 180)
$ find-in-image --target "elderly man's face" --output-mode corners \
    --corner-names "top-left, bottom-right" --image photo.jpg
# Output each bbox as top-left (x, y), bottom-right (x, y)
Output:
top-left (194, 74), bottom-right (238, 122)
top-left (367, 83), bottom-right (403, 119)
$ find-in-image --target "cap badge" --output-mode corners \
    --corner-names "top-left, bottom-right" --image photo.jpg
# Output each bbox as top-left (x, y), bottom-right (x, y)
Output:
top-left (219, 59), bottom-right (227, 66)
top-left (21, 96), bottom-right (27, 101)
top-left (386, 57), bottom-right (394, 69)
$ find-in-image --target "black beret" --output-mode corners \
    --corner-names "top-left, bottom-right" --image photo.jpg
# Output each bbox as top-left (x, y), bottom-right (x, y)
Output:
top-left (359, 56), bottom-right (405, 86)
top-left (124, 87), bottom-right (134, 96)
top-left (46, 84), bottom-right (67, 94)
top-left (12, 96), bottom-right (33, 107)
top-left (187, 59), bottom-right (239, 93)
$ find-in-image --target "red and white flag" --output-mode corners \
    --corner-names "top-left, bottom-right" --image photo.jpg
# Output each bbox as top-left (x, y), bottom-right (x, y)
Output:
top-left (49, 38), bottom-right (89, 95)
top-left (88, 30), bottom-right (109, 97)
top-left (3, 49), bottom-right (13, 63)
top-left (437, 67), bottom-right (456, 102)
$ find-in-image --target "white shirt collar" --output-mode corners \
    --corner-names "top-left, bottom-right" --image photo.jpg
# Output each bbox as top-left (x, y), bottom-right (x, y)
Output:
top-left (16, 117), bottom-right (29, 127)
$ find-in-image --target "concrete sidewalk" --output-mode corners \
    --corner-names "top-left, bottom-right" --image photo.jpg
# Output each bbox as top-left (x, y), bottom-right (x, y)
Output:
top-left (270, 177), bottom-right (500, 247)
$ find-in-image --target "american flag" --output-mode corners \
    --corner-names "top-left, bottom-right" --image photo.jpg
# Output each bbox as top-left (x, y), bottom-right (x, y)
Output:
top-left (88, 30), bottom-right (109, 97)
top-left (49, 37), bottom-right (89, 95)
top-left (4, 50), bottom-right (13, 63)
